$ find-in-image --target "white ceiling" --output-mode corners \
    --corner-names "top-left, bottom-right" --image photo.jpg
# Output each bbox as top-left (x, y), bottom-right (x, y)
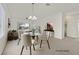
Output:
top-left (2, 3), bottom-right (79, 17)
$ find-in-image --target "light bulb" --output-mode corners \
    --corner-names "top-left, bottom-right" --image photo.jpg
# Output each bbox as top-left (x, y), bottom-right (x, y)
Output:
top-left (28, 16), bottom-right (32, 20)
top-left (32, 16), bottom-right (37, 20)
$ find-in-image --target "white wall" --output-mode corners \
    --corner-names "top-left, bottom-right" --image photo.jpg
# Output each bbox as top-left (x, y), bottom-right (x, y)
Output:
top-left (0, 4), bottom-right (8, 54)
top-left (66, 15), bottom-right (79, 38)
top-left (78, 20), bottom-right (79, 37)
top-left (54, 12), bottom-right (65, 39)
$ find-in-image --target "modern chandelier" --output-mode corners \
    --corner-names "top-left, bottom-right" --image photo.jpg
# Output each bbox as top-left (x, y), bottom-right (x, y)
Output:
top-left (28, 3), bottom-right (37, 20)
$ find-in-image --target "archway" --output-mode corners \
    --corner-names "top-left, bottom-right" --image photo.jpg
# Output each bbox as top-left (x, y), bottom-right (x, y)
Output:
top-left (0, 4), bottom-right (8, 54)
top-left (0, 4), bottom-right (5, 36)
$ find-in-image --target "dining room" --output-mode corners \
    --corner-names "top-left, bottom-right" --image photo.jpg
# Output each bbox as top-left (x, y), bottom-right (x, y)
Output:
top-left (1, 3), bottom-right (79, 55)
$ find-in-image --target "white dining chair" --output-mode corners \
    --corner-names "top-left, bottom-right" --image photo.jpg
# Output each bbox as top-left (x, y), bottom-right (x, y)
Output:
top-left (17, 29), bottom-right (31, 45)
top-left (34, 26), bottom-right (41, 41)
top-left (29, 26), bottom-right (41, 42)
top-left (17, 30), bottom-right (23, 45)
top-left (39, 31), bottom-right (51, 49)
top-left (20, 33), bottom-right (35, 55)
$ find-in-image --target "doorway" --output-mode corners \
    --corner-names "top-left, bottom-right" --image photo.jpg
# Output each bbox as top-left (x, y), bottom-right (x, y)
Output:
top-left (64, 15), bottom-right (79, 38)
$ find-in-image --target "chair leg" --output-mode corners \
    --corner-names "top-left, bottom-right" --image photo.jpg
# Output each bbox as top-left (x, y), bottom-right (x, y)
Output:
top-left (33, 44), bottom-right (35, 51)
top-left (29, 46), bottom-right (32, 55)
top-left (26, 46), bottom-right (27, 50)
top-left (17, 38), bottom-right (20, 45)
top-left (47, 40), bottom-right (50, 49)
top-left (37, 36), bottom-right (39, 42)
top-left (40, 40), bottom-right (42, 48)
top-left (20, 45), bottom-right (24, 55)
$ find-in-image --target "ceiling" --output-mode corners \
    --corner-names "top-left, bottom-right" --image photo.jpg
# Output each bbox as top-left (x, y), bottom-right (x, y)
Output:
top-left (2, 3), bottom-right (79, 18)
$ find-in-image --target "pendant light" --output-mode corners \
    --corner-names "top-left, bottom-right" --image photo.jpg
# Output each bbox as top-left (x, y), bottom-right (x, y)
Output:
top-left (28, 3), bottom-right (37, 20)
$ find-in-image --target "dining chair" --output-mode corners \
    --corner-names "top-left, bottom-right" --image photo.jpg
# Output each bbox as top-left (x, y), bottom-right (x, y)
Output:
top-left (39, 31), bottom-right (51, 49)
top-left (20, 33), bottom-right (36, 55)
top-left (34, 26), bottom-right (41, 41)
top-left (17, 30), bottom-right (23, 45)
top-left (30, 26), bottom-right (41, 42)
top-left (17, 29), bottom-right (31, 45)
